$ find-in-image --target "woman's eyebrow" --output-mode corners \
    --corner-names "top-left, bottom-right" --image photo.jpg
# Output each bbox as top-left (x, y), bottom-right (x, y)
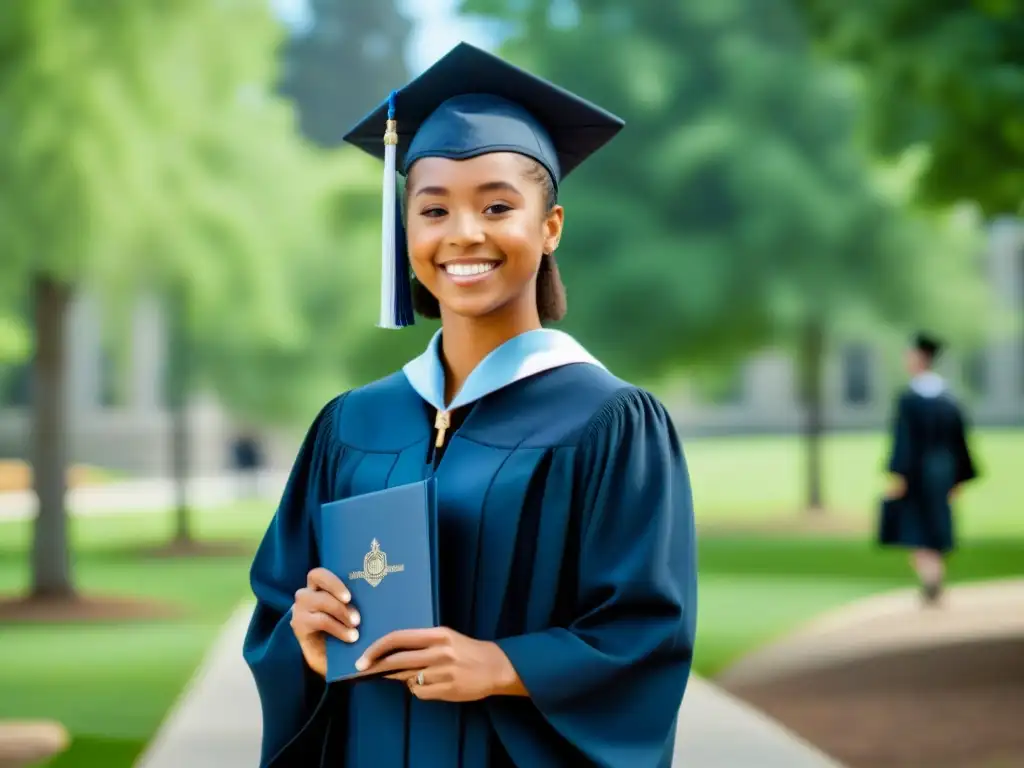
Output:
top-left (412, 181), bottom-right (522, 197)
top-left (475, 180), bottom-right (522, 196)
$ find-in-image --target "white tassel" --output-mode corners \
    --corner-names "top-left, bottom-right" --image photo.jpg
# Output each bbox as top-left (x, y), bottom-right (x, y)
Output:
top-left (379, 118), bottom-right (399, 329)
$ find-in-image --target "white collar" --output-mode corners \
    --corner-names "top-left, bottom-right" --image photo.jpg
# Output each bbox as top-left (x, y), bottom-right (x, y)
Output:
top-left (402, 328), bottom-right (605, 411)
top-left (910, 371), bottom-right (946, 398)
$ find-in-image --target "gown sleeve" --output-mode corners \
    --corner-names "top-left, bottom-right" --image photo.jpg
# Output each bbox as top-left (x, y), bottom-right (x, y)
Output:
top-left (887, 392), bottom-right (913, 478)
top-left (951, 404), bottom-right (979, 486)
top-left (241, 394), bottom-right (344, 767)
top-left (494, 387), bottom-right (698, 766)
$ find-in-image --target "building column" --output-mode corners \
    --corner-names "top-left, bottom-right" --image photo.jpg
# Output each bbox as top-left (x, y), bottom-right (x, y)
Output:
top-left (129, 294), bottom-right (166, 412)
top-left (65, 292), bottom-right (102, 420)
top-left (986, 219), bottom-right (1023, 417)
top-left (746, 352), bottom-right (800, 426)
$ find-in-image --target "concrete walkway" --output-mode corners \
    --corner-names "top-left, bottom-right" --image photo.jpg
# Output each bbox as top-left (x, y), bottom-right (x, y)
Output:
top-left (133, 606), bottom-right (265, 768)
top-left (134, 603), bottom-right (843, 768)
top-left (719, 578), bottom-right (1024, 689)
top-left (0, 472), bottom-right (289, 523)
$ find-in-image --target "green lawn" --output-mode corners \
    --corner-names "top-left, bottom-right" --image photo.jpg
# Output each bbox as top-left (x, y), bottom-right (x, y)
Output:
top-left (0, 505), bottom-right (268, 768)
top-left (685, 428), bottom-right (1024, 537)
top-left (0, 429), bottom-right (1020, 767)
top-left (693, 535), bottom-right (1024, 676)
top-left (685, 428), bottom-right (1024, 673)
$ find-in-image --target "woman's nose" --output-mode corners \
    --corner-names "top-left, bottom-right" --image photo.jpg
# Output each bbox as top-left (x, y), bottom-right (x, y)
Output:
top-left (446, 211), bottom-right (487, 247)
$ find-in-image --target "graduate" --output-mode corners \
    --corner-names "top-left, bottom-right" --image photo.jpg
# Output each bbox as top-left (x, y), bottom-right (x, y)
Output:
top-left (242, 42), bottom-right (697, 767)
top-left (879, 332), bottom-right (978, 605)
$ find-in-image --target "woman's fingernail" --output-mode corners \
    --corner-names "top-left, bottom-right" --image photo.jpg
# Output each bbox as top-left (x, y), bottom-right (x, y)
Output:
top-left (355, 656), bottom-right (368, 671)
top-left (350, 611), bottom-right (360, 626)
top-left (341, 592), bottom-right (351, 604)
top-left (348, 629), bottom-right (359, 643)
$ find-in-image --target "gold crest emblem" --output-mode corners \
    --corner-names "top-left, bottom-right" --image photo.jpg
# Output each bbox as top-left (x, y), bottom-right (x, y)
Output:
top-left (348, 538), bottom-right (404, 588)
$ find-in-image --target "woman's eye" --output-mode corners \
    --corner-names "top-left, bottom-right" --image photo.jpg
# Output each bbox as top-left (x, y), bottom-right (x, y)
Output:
top-left (420, 207), bottom-right (447, 218)
top-left (485, 203), bottom-right (512, 215)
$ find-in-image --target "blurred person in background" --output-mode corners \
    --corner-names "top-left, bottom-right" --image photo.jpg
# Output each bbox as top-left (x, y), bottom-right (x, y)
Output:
top-left (231, 430), bottom-right (264, 499)
top-left (879, 332), bottom-right (978, 605)
top-left (242, 43), bottom-right (697, 768)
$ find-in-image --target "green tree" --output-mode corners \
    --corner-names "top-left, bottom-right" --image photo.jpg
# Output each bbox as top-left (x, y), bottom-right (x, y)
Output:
top-left (0, 308), bottom-right (29, 410)
top-left (193, 147), bottom-right (388, 429)
top-left (0, 299), bottom-right (29, 368)
top-left (450, 0), bottom-right (991, 511)
top-left (159, 146), bottom-right (387, 551)
top-left (0, 0), bottom-right (331, 597)
top-left (794, 0), bottom-right (1024, 216)
top-left (279, 0), bottom-right (412, 147)
top-left (138, 49), bottom-right (337, 549)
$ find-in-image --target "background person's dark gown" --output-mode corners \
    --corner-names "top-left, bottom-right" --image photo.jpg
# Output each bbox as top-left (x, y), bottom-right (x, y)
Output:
top-left (879, 388), bottom-right (978, 553)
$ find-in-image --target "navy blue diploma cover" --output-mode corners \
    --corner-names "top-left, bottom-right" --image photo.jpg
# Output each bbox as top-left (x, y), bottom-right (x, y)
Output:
top-left (319, 478), bottom-right (439, 683)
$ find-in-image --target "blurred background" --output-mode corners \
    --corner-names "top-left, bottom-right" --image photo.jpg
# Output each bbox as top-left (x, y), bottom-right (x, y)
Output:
top-left (0, 0), bottom-right (1020, 766)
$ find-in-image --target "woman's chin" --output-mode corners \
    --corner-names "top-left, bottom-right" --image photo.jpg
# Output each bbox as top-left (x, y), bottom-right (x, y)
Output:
top-left (436, 290), bottom-right (512, 322)
top-left (441, 299), bottom-right (500, 320)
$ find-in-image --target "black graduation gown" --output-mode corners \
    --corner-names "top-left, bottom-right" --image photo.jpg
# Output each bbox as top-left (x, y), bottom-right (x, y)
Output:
top-left (242, 363), bottom-right (698, 767)
top-left (879, 388), bottom-right (978, 553)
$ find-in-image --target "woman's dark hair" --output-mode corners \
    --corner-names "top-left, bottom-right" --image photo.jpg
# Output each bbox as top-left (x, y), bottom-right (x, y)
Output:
top-left (407, 156), bottom-right (567, 322)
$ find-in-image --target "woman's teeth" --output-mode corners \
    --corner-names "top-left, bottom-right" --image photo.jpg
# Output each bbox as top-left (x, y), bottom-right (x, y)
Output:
top-left (444, 262), bottom-right (497, 276)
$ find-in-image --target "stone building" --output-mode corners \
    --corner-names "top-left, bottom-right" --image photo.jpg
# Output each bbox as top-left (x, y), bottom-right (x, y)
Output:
top-left (668, 217), bottom-right (1023, 434)
top-left (0, 294), bottom-right (240, 476)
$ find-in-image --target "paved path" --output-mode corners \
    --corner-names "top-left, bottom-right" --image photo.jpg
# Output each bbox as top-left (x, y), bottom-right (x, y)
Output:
top-left (0, 472), bottom-right (289, 523)
top-left (718, 578), bottom-right (1024, 689)
top-left (719, 580), bottom-right (1024, 767)
top-left (134, 606), bottom-right (265, 768)
top-left (675, 678), bottom-right (843, 767)
top-left (134, 603), bottom-right (843, 768)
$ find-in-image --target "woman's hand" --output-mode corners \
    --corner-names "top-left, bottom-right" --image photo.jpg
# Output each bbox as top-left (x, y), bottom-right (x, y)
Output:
top-left (290, 567), bottom-right (362, 678)
top-left (355, 627), bottom-right (526, 702)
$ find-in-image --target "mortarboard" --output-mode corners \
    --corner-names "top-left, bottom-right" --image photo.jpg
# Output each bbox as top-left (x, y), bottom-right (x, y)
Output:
top-left (342, 42), bottom-right (625, 329)
top-left (914, 332), bottom-right (944, 358)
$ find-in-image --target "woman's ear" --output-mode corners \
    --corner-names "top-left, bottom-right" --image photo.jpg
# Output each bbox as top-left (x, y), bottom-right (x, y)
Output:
top-left (543, 205), bottom-right (565, 255)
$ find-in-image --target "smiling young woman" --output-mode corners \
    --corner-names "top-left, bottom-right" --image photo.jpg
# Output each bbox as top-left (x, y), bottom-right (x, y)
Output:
top-left (404, 151), bottom-right (568, 403)
top-left (243, 42), bottom-right (698, 768)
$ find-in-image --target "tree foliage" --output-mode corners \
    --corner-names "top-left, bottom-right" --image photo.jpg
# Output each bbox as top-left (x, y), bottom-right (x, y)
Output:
top-left (193, 147), bottom-right (390, 426)
top-left (795, 0), bottom-right (1024, 216)
top-left (0, 1), bottom-right (330, 325)
top-left (0, 313), bottom-right (28, 367)
top-left (0, 0), bottom-right (346, 593)
top-left (0, 281), bottom-right (28, 368)
top-left (450, 0), bottom-right (989, 384)
top-left (279, 0), bottom-right (413, 147)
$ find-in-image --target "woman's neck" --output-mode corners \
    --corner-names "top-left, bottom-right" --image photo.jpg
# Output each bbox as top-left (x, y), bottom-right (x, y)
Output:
top-left (439, 307), bottom-right (541, 407)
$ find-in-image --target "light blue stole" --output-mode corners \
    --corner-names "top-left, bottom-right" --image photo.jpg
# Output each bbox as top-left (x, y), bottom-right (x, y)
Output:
top-left (402, 328), bottom-right (605, 412)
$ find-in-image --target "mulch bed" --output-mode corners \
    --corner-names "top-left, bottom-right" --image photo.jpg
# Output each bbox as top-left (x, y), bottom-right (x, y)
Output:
top-left (726, 637), bottom-right (1024, 767)
top-left (133, 539), bottom-right (256, 559)
top-left (698, 510), bottom-right (869, 538)
top-left (0, 594), bottom-right (183, 623)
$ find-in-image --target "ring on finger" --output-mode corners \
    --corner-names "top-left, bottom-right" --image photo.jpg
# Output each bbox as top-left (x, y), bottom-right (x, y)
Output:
top-left (416, 670), bottom-right (425, 686)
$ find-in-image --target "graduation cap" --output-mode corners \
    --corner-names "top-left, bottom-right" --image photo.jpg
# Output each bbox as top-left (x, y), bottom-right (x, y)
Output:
top-left (914, 332), bottom-right (944, 359)
top-left (342, 42), bottom-right (626, 329)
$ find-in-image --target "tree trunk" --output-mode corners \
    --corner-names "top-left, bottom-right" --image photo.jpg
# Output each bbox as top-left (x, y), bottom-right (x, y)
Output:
top-left (30, 275), bottom-right (75, 598)
top-left (167, 287), bottom-right (192, 545)
top-left (171, 398), bottom-right (191, 543)
top-left (799, 318), bottom-right (826, 515)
